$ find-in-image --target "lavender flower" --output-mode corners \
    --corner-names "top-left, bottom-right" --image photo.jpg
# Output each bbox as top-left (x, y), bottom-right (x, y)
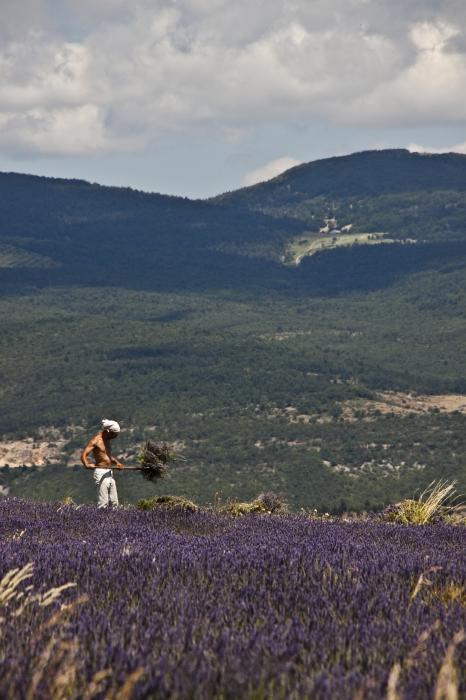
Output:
top-left (0, 499), bottom-right (464, 699)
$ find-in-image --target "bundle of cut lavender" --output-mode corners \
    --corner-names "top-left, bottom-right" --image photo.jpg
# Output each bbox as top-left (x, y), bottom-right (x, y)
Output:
top-left (137, 440), bottom-right (184, 481)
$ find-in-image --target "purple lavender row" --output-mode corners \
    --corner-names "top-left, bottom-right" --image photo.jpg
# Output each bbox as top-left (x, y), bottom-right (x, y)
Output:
top-left (0, 499), bottom-right (464, 699)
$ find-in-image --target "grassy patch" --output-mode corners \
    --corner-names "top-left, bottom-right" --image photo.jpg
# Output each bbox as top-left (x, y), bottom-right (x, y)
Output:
top-left (286, 232), bottom-right (396, 265)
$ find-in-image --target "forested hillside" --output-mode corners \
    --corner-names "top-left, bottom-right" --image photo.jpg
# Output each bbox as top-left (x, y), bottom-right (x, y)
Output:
top-left (1, 151), bottom-right (466, 510)
top-left (215, 149), bottom-right (466, 244)
top-left (0, 171), bottom-right (303, 291)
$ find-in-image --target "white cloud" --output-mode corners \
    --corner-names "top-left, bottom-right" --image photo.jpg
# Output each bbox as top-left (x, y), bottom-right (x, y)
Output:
top-left (0, 1), bottom-right (466, 157)
top-left (0, 104), bottom-right (124, 156)
top-left (408, 142), bottom-right (466, 155)
top-left (342, 21), bottom-right (466, 125)
top-left (243, 157), bottom-right (302, 186)
top-left (0, 40), bottom-right (91, 111)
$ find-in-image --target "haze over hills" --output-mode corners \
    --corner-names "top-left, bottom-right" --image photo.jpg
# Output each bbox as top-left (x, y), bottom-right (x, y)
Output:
top-left (1, 149), bottom-right (466, 510)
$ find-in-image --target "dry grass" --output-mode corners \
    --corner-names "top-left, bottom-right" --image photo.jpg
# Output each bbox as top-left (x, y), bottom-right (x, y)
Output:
top-left (0, 562), bottom-right (34, 610)
top-left (386, 622), bottom-right (465, 700)
top-left (384, 481), bottom-right (463, 525)
top-left (409, 566), bottom-right (443, 603)
top-left (0, 563), bottom-right (144, 699)
top-left (433, 630), bottom-right (465, 700)
top-left (430, 583), bottom-right (466, 608)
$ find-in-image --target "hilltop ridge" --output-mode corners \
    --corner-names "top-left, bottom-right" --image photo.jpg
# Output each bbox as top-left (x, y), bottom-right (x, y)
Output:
top-left (214, 149), bottom-right (466, 205)
top-left (2, 149), bottom-right (466, 288)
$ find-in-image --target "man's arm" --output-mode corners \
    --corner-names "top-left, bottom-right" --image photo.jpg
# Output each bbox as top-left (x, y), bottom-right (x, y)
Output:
top-left (111, 456), bottom-right (125, 469)
top-left (81, 437), bottom-right (97, 468)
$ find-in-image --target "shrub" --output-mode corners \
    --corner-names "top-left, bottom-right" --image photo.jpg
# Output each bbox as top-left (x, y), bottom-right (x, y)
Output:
top-left (222, 492), bottom-right (288, 516)
top-left (255, 492), bottom-right (288, 513)
top-left (224, 501), bottom-right (264, 516)
top-left (136, 495), bottom-right (198, 512)
top-left (381, 480), bottom-right (463, 525)
top-left (61, 495), bottom-right (77, 506)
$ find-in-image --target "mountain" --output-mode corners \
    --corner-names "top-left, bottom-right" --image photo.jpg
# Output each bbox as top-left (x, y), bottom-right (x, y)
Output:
top-left (214, 149), bottom-right (466, 248)
top-left (214, 148), bottom-right (466, 213)
top-left (216, 149), bottom-right (466, 200)
top-left (0, 171), bottom-right (303, 293)
top-left (1, 151), bottom-right (466, 511)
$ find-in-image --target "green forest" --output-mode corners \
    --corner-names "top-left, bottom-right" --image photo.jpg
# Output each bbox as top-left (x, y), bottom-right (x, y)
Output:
top-left (1, 150), bottom-right (466, 510)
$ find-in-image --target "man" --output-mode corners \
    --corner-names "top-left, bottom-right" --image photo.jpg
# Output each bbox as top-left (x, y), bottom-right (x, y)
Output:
top-left (81, 419), bottom-right (125, 508)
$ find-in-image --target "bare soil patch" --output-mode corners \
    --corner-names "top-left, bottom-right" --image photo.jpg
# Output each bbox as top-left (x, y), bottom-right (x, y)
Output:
top-left (343, 391), bottom-right (466, 420)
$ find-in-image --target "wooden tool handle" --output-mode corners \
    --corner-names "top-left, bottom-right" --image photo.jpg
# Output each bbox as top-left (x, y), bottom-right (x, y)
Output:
top-left (81, 466), bottom-right (144, 471)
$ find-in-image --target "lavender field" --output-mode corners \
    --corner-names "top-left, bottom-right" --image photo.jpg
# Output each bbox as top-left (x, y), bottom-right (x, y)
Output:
top-left (0, 499), bottom-right (465, 699)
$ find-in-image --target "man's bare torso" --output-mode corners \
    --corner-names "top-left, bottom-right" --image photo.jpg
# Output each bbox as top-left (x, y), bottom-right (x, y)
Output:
top-left (87, 432), bottom-right (113, 467)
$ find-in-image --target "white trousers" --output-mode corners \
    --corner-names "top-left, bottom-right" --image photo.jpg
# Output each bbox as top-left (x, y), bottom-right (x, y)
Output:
top-left (94, 469), bottom-right (119, 508)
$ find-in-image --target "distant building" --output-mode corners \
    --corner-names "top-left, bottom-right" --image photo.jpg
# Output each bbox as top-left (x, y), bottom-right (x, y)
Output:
top-left (320, 217), bottom-right (338, 234)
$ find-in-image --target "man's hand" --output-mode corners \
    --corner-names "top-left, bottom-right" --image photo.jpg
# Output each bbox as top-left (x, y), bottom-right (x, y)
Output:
top-left (115, 462), bottom-right (125, 470)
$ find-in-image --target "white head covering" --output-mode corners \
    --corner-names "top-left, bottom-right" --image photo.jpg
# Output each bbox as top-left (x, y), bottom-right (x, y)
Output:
top-left (101, 419), bottom-right (120, 434)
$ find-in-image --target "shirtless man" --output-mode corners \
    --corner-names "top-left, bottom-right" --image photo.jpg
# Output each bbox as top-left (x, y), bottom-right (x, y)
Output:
top-left (81, 419), bottom-right (125, 508)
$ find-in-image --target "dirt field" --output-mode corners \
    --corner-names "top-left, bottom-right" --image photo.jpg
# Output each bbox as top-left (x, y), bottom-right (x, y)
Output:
top-left (342, 391), bottom-right (466, 421)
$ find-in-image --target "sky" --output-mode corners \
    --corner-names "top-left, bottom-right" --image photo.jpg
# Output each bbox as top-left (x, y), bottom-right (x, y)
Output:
top-left (1, 0), bottom-right (465, 198)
